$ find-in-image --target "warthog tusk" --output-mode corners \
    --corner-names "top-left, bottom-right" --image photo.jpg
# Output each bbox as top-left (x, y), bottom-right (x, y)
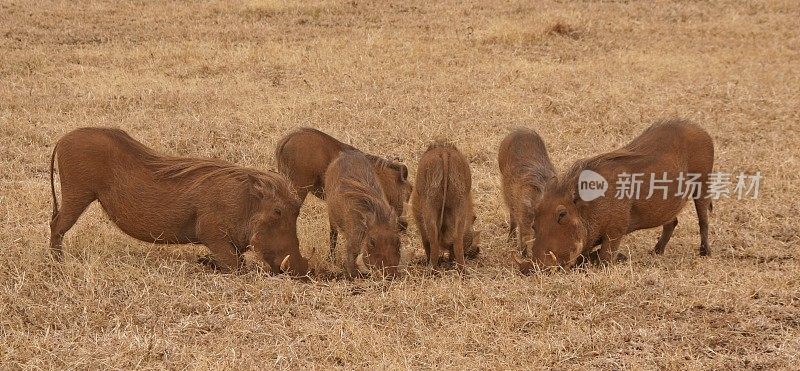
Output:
top-left (512, 252), bottom-right (528, 266)
top-left (511, 251), bottom-right (535, 275)
top-left (280, 255), bottom-right (291, 272)
top-left (355, 253), bottom-right (370, 275)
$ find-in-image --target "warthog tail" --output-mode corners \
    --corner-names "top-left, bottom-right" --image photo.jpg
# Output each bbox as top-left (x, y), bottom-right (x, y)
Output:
top-left (274, 132), bottom-right (292, 175)
top-left (50, 143), bottom-right (59, 219)
top-left (437, 151), bottom-right (449, 233)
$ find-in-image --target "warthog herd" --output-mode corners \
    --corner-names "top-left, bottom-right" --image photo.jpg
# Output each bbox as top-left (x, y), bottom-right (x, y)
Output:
top-left (49, 119), bottom-right (714, 279)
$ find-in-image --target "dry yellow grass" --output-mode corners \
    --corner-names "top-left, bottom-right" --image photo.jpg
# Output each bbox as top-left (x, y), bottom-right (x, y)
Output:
top-left (1, 0), bottom-right (799, 369)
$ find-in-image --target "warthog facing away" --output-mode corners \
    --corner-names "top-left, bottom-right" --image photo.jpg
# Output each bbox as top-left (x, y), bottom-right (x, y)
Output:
top-left (325, 150), bottom-right (401, 278)
top-left (498, 128), bottom-right (556, 257)
top-left (515, 119), bottom-right (714, 272)
top-left (275, 128), bottom-right (412, 230)
top-left (49, 127), bottom-right (309, 275)
top-left (411, 142), bottom-right (480, 271)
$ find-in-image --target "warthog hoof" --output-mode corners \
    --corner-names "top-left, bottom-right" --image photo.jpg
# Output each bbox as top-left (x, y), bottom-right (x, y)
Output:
top-left (465, 245), bottom-right (481, 260)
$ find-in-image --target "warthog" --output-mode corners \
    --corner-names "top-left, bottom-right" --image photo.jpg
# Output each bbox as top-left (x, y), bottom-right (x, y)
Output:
top-left (49, 127), bottom-right (309, 275)
top-left (515, 119), bottom-right (714, 272)
top-left (325, 150), bottom-right (401, 278)
top-left (411, 142), bottom-right (480, 271)
top-left (498, 128), bottom-right (556, 257)
top-left (275, 128), bottom-right (412, 230)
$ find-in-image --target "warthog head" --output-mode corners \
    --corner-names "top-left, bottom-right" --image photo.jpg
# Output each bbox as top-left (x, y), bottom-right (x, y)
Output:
top-left (355, 219), bottom-right (401, 279)
top-left (516, 189), bottom-right (588, 271)
top-left (248, 184), bottom-right (309, 277)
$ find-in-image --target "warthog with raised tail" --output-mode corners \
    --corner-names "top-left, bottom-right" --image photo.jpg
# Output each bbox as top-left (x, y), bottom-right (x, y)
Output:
top-left (412, 142), bottom-right (480, 272)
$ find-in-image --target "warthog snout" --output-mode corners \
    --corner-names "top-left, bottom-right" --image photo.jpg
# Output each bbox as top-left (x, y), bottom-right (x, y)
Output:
top-left (356, 251), bottom-right (399, 279)
top-left (355, 253), bottom-right (370, 275)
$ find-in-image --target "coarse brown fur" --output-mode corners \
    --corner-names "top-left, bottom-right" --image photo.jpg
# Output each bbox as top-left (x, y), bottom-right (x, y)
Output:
top-left (324, 150), bottom-right (401, 278)
top-left (49, 127), bottom-right (309, 275)
top-left (516, 119), bottom-right (715, 272)
top-left (498, 128), bottom-right (556, 257)
top-left (411, 142), bottom-right (480, 272)
top-left (275, 128), bottom-right (412, 230)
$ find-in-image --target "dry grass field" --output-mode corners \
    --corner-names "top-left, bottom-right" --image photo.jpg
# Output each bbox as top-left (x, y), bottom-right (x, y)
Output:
top-left (1, 0), bottom-right (799, 369)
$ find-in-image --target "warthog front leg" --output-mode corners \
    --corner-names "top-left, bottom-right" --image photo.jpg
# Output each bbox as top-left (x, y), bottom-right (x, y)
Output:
top-left (344, 244), bottom-right (359, 279)
top-left (596, 236), bottom-right (623, 266)
top-left (329, 225), bottom-right (338, 261)
top-left (516, 209), bottom-right (534, 258)
top-left (198, 240), bottom-right (242, 273)
top-left (507, 212), bottom-right (517, 243)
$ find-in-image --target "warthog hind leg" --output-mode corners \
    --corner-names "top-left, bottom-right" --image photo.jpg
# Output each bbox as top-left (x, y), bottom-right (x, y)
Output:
top-left (50, 191), bottom-right (96, 261)
top-left (653, 218), bottom-right (679, 255)
top-left (694, 198), bottom-right (712, 256)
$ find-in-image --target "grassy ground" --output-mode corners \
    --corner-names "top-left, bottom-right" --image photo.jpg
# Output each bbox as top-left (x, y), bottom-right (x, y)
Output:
top-left (1, 0), bottom-right (799, 369)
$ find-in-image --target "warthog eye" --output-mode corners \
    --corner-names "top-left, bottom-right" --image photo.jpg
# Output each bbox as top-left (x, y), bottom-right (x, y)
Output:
top-left (556, 205), bottom-right (568, 224)
top-left (273, 207), bottom-right (282, 216)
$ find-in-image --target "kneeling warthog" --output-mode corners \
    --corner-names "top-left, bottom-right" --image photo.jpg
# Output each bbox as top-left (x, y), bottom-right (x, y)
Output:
top-left (49, 127), bottom-right (309, 275)
top-left (515, 119), bottom-right (714, 272)
top-left (498, 128), bottom-right (556, 257)
top-left (325, 150), bottom-right (401, 278)
top-left (412, 142), bottom-right (480, 271)
top-left (275, 128), bottom-right (412, 230)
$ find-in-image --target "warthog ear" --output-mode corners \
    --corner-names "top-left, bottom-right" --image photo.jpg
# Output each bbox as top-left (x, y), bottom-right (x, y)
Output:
top-left (280, 255), bottom-right (291, 273)
top-left (355, 253), bottom-right (370, 275)
top-left (247, 174), bottom-right (268, 200)
top-left (572, 188), bottom-right (581, 205)
top-left (512, 252), bottom-right (535, 275)
top-left (556, 205), bottom-right (568, 224)
top-left (398, 164), bottom-right (409, 182)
